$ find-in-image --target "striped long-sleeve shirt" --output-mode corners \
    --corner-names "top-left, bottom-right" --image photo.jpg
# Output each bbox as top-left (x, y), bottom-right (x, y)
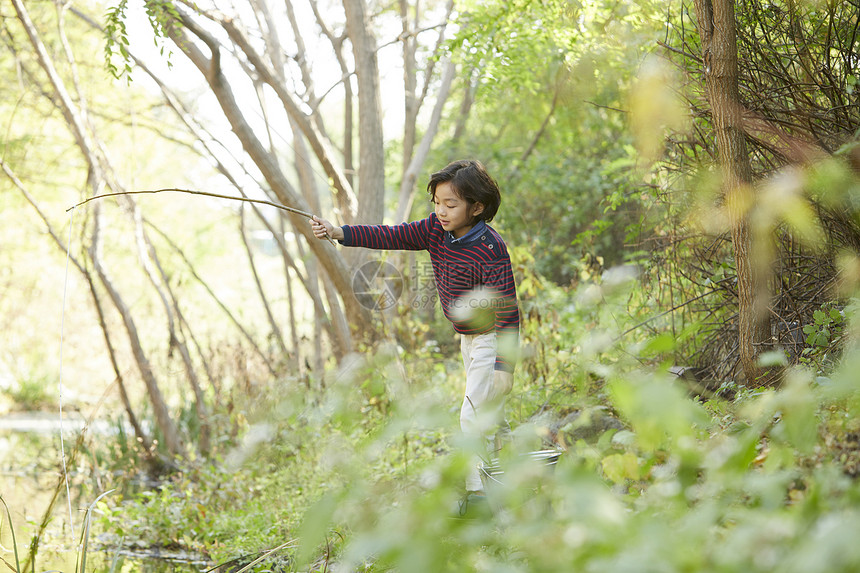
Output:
top-left (341, 213), bottom-right (520, 372)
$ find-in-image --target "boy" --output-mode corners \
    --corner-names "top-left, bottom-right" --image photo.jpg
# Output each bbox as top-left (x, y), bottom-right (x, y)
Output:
top-left (310, 159), bottom-right (519, 512)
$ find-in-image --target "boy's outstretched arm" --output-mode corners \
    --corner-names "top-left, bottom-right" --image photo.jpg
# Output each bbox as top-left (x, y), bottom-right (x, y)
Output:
top-left (312, 215), bottom-right (433, 251)
top-left (309, 215), bottom-right (344, 241)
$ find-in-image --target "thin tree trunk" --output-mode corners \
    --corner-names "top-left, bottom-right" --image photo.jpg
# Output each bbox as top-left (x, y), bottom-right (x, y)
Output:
top-left (400, 0), bottom-right (418, 173)
top-left (90, 203), bottom-right (185, 456)
top-left (279, 217), bottom-right (302, 374)
top-left (210, 14), bottom-right (359, 220)
top-left (146, 222), bottom-right (280, 376)
top-left (242, 196), bottom-right (336, 343)
top-left (308, 0), bottom-right (356, 192)
top-left (239, 205), bottom-right (290, 360)
top-left (453, 67), bottom-right (479, 144)
top-left (323, 278), bottom-right (349, 377)
top-left (694, 0), bottom-right (774, 386)
top-left (343, 0), bottom-right (385, 224)
top-left (13, 0), bottom-right (185, 455)
top-left (290, 116), bottom-right (353, 357)
top-left (395, 59), bottom-right (456, 222)
top-left (82, 272), bottom-right (154, 453)
top-left (167, 13), bottom-right (371, 334)
top-left (394, 0), bottom-right (456, 222)
top-left (126, 200), bottom-right (212, 454)
top-left (282, 0), bottom-right (325, 136)
top-left (1, 160), bottom-right (154, 454)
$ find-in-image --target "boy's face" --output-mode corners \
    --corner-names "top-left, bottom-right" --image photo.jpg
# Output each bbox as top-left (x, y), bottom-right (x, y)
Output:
top-left (433, 181), bottom-right (484, 238)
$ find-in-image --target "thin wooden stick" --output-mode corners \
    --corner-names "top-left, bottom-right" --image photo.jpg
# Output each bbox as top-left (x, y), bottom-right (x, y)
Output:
top-left (67, 187), bottom-right (337, 245)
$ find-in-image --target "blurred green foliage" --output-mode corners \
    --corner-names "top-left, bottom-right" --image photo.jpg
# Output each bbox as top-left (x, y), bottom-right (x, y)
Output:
top-left (91, 272), bottom-right (860, 572)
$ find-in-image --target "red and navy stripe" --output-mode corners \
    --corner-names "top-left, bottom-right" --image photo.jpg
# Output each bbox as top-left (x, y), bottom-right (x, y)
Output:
top-left (341, 213), bottom-right (520, 372)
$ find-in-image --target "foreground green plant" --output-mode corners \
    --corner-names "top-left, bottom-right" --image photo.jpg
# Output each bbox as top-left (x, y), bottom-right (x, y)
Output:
top-left (0, 495), bottom-right (22, 573)
top-left (1, 488), bottom-right (116, 573)
top-left (91, 275), bottom-right (860, 572)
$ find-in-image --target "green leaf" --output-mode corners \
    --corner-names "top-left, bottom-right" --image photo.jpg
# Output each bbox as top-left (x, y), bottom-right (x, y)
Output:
top-left (642, 332), bottom-right (676, 355)
top-left (610, 374), bottom-right (711, 452)
top-left (756, 372), bottom-right (819, 456)
top-left (601, 452), bottom-right (642, 483)
top-left (757, 350), bottom-right (788, 367)
top-left (296, 491), bottom-right (341, 566)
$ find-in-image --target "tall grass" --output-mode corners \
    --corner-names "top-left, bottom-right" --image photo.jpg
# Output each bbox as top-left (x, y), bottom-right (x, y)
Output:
top-left (0, 495), bottom-right (22, 573)
top-left (1, 487), bottom-right (115, 573)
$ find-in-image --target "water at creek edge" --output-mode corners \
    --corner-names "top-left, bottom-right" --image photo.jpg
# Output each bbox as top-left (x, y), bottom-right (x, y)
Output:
top-left (0, 414), bottom-right (208, 573)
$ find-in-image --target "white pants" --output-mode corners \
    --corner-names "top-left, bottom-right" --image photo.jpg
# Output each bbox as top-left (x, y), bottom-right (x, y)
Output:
top-left (460, 332), bottom-right (506, 492)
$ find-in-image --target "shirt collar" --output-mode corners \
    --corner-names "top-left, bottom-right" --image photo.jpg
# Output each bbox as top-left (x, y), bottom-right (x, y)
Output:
top-left (449, 219), bottom-right (487, 244)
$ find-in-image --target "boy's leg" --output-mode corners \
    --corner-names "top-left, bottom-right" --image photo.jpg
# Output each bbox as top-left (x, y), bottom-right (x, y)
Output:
top-left (459, 332), bottom-right (506, 492)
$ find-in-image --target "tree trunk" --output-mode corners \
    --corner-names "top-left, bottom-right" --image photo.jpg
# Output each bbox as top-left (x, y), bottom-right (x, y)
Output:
top-left (343, 0), bottom-right (385, 224)
top-left (453, 67), bottom-right (479, 144)
top-left (126, 199), bottom-right (213, 455)
top-left (83, 272), bottom-right (154, 454)
top-left (90, 204), bottom-right (186, 457)
top-left (279, 217), bottom-right (302, 374)
top-left (394, 0), bottom-right (457, 222)
top-left (290, 116), bottom-right (354, 357)
top-left (308, 0), bottom-right (356, 194)
top-left (2, 160), bottom-right (154, 455)
top-left (240, 206), bottom-right (290, 361)
top-left (149, 223), bottom-right (280, 377)
top-left (13, 0), bottom-right (187, 455)
top-left (400, 0), bottom-right (418, 174)
top-left (395, 59), bottom-right (457, 222)
top-left (694, 0), bottom-right (774, 386)
top-left (167, 15), bottom-right (372, 334)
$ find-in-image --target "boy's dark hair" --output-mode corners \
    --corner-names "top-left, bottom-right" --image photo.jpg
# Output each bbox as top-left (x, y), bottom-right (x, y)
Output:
top-left (427, 159), bottom-right (501, 222)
